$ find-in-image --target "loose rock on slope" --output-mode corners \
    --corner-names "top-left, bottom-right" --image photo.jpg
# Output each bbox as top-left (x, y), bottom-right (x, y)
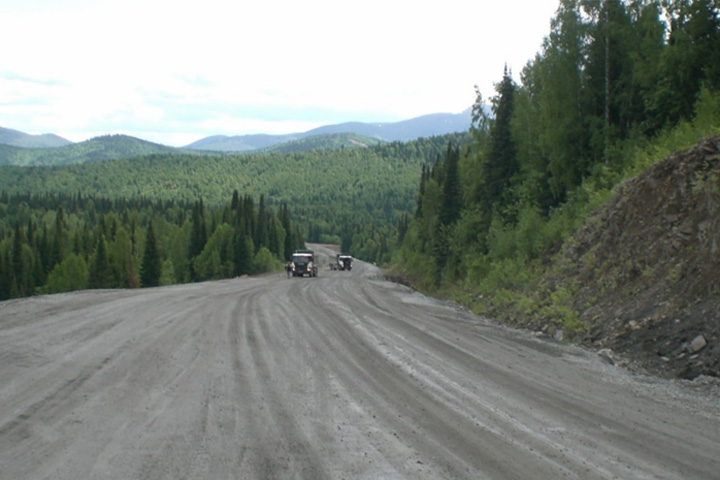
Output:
top-left (564, 136), bottom-right (720, 379)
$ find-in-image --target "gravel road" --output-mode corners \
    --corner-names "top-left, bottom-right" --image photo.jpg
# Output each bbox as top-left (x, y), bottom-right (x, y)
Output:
top-left (1, 245), bottom-right (719, 479)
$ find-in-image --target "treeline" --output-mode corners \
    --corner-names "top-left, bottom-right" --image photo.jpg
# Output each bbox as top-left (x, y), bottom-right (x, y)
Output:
top-left (0, 191), bottom-right (304, 300)
top-left (392, 0), bottom-right (720, 332)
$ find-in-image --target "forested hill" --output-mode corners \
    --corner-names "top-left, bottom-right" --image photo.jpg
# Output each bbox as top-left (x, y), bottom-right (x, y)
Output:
top-left (259, 133), bottom-right (384, 153)
top-left (1, 110), bottom-right (472, 162)
top-left (300, 111), bottom-right (473, 143)
top-left (184, 111), bottom-right (471, 152)
top-left (0, 132), bottom-right (470, 258)
top-left (0, 132), bottom-right (385, 166)
top-left (0, 134), bottom-right (186, 166)
top-left (0, 127), bottom-right (71, 148)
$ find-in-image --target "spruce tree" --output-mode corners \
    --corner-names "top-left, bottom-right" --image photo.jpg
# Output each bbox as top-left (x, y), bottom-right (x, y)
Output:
top-left (280, 203), bottom-right (294, 260)
top-left (0, 251), bottom-right (12, 300)
top-left (268, 215), bottom-right (281, 258)
top-left (397, 213), bottom-right (409, 245)
top-left (49, 206), bottom-right (66, 271)
top-left (188, 200), bottom-right (207, 281)
top-left (244, 195), bottom-right (255, 241)
top-left (90, 234), bottom-right (111, 289)
top-left (141, 222), bottom-right (162, 287)
top-left (415, 164), bottom-right (427, 219)
top-left (439, 143), bottom-right (461, 226)
top-left (255, 194), bottom-right (269, 249)
top-left (12, 223), bottom-right (26, 297)
top-left (484, 66), bottom-right (518, 210)
top-left (189, 199), bottom-right (207, 259)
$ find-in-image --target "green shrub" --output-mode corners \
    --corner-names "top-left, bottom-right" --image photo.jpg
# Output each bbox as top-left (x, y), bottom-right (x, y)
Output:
top-left (253, 247), bottom-right (283, 274)
top-left (45, 254), bottom-right (89, 294)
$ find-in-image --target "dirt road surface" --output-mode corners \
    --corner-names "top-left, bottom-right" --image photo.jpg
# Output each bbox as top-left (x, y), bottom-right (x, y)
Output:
top-left (1, 245), bottom-right (719, 479)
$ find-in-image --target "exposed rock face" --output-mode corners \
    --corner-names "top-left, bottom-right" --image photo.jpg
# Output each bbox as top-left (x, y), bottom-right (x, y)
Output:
top-left (566, 136), bottom-right (720, 379)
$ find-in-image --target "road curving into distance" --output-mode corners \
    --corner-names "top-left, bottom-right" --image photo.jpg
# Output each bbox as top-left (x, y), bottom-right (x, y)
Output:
top-left (1, 244), bottom-right (719, 479)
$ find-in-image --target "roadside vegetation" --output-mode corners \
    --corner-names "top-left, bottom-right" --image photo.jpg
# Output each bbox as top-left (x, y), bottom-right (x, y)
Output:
top-left (389, 0), bottom-right (720, 340)
top-left (0, 191), bottom-right (304, 300)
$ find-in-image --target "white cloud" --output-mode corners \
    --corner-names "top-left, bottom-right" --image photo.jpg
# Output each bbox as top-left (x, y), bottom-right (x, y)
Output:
top-left (0, 0), bottom-right (558, 146)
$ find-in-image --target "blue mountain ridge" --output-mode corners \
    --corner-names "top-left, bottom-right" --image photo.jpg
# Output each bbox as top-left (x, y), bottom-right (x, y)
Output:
top-left (183, 109), bottom-right (472, 152)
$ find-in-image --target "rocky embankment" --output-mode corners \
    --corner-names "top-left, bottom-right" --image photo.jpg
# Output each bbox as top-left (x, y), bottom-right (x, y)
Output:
top-left (566, 136), bottom-right (719, 379)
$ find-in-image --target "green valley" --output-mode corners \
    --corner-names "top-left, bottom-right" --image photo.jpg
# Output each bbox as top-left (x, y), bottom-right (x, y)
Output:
top-left (0, 133), bottom-right (469, 264)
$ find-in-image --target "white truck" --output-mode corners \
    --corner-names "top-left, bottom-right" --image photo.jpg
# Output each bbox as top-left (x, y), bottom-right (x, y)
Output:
top-left (337, 254), bottom-right (353, 271)
top-left (330, 253), bottom-right (353, 271)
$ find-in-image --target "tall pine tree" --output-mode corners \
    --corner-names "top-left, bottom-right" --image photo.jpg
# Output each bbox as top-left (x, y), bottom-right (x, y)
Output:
top-left (482, 66), bottom-right (519, 216)
top-left (141, 222), bottom-right (162, 287)
top-left (12, 222), bottom-right (27, 297)
top-left (439, 143), bottom-right (462, 227)
top-left (90, 234), bottom-right (111, 289)
top-left (188, 199), bottom-right (207, 281)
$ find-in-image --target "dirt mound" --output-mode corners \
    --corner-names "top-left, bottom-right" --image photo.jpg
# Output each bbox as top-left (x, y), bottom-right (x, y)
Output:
top-left (565, 136), bottom-right (720, 379)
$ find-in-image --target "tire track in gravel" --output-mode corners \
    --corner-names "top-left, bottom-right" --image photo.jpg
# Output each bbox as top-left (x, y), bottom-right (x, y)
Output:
top-left (352, 276), bottom-right (720, 479)
top-left (0, 294), bottom-right (180, 451)
top-left (229, 280), bottom-right (331, 480)
top-left (300, 275), bottom-right (566, 479)
top-left (77, 295), bottom-right (222, 479)
top-left (300, 260), bottom-right (720, 479)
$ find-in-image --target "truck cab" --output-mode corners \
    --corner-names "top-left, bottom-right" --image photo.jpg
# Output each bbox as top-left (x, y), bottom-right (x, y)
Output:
top-left (291, 250), bottom-right (318, 277)
top-left (336, 254), bottom-right (353, 271)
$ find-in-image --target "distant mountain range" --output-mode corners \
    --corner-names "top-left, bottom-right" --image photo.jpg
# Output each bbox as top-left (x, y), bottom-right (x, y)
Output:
top-left (184, 110), bottom-right (472, 152)
top-left (0, 127), bottom-right (71, 149)
top-left (0, 134), bottom-right (182, 166)
top-left (0, 109), bottom-right (472, 165)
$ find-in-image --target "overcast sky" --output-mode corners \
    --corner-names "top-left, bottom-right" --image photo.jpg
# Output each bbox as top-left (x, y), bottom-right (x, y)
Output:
top-left (1, 0), bottom-right (559, 147)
